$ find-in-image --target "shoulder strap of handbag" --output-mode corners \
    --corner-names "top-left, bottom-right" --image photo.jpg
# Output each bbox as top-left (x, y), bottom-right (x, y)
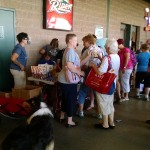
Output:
top-left (99, 55), bottom-right (111, 70)
top-left (107, 55), bottom-right (112, 71)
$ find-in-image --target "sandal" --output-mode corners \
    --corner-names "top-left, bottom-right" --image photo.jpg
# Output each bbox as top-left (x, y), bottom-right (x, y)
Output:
top-left (125, 98), bottom-right (129, 101)
top-left (94, 124), bottom-right (109, 130)
top-left (87, 106), bottom-right (94, 110)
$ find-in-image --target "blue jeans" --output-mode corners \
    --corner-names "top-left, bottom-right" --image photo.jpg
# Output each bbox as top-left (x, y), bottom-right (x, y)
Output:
top-left (77, 83), bottom-right (91, 104)
top-left (59, 83), bottom-right (77, 117)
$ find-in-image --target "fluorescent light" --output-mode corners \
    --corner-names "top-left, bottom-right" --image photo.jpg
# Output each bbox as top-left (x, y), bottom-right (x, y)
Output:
top-left (145, 8), bottom-right (149, 13)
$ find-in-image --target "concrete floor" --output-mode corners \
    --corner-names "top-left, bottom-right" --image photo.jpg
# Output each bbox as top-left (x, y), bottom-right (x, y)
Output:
top-left (0, 96), bottom-right (150, 150)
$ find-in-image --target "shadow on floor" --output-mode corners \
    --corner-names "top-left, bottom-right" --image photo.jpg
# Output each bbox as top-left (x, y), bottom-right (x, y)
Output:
top-left (0, 96), bottom-right (150, 150)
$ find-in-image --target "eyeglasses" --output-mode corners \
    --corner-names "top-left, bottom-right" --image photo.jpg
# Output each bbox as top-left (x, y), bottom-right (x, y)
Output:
top-left (23, 38), bottom-right (28, 40)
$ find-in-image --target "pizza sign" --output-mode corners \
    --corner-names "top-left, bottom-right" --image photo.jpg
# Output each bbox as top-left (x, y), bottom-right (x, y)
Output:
top-left (43, 0), bottom-right (73, 31)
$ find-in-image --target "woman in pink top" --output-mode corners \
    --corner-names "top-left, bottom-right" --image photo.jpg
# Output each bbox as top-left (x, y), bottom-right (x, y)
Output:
top-left (117, 39), bottom-right (133, 101)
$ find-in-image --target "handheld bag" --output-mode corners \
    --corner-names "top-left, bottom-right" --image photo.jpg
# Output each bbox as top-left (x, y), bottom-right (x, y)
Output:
top-left (85, 56), bottom-right (116, 94)
top-left (65, 66), bottom-right (81, 83)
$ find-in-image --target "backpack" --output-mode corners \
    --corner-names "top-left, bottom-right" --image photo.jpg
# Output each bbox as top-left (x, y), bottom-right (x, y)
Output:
top-left (130, 49), bottom-right (137, 67)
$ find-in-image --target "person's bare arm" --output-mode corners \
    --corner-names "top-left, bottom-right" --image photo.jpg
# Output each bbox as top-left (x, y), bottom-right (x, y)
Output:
top-left (89, 62), bottom-right (104, 76)
top-left (97, 53), bottom-right (103, 62)
top-left (80, 50), bottom-right (92, 67)
top-left (122, 52), bottom-right (130, 73)
top-left (11, 53), bottom-right (25, 71)
top-left (39, 48), bottom-right (46, 55)
top-left (67, 62), bottom-right (85, 77)
top-left (124, 52), bottom-right (130, 68)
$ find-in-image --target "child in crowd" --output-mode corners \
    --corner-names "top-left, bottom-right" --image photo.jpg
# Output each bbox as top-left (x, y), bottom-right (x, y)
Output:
top-left (38, 52), bottom-right (55, 66)
top-left (39, 38), bottom-right (60, 62)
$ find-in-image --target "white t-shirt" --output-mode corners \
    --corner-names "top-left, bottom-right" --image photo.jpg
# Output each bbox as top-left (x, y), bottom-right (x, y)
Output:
top-left (81, 44), bottom-right (104, 66)
top-left (99, 54), bottom-right (120, 82)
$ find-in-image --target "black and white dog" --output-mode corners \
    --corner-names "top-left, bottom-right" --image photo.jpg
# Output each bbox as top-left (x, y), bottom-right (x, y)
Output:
top-left (1, 99), bottom-right (54, 150)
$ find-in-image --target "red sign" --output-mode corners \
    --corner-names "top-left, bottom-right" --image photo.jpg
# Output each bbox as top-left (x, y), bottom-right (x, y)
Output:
top-left (43, 0), bottom-right (73, 31)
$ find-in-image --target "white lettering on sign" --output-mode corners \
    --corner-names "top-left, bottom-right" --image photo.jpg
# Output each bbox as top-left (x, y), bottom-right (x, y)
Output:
top-left (0, 26), bottom-right (4, 39)
top-left (48, 0), bottom-right (72, 14)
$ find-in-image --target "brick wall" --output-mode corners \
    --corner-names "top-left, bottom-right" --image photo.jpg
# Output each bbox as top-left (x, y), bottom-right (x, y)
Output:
top-left (0, 0), bottom-right (150, 70)
top-left (109, 0), bottom-right (150, 42)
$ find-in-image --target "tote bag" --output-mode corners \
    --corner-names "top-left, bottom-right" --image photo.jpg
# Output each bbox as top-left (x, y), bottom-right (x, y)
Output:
top-left (85, 56), bottom-right (116, 94)
top-left (65, 66), bottom-right (81, 83)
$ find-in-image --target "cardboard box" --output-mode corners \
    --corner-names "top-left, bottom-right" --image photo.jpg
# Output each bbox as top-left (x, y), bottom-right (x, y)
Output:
top-left (0, 92), bottom-right (12, 98)
top-left (12, 85), bottom-right (42, 100)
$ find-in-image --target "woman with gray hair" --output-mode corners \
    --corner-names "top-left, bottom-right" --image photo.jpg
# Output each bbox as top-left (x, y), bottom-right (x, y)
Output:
top-left (90, 38), bottom-right (120, 129)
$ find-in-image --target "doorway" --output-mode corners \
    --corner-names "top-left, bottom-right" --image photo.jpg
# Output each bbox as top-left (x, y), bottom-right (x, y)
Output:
top-left (0, 8), bottom-right (16, 91)
top-left (120, 23), bottom-right (140, 52)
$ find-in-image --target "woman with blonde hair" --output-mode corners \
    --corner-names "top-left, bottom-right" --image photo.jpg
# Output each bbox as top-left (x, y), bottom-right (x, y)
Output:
top-left (77, 34), bottom-right (104, 117)
top-left (90, 38), bottom-right (120, 129)
top-left (58, 33), bottom-right (91, 128)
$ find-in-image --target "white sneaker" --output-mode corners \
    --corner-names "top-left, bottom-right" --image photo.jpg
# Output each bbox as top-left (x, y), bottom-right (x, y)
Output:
top-left (120, 98), bottom-right (126, 102)
top-left (125, 98), bottom-right (129, 101)
top-left (78, 111), bottom-right (84, 117)
top-left (145, 97), bottom-right (149, 101)
top-left (97, 114), bottom-right (102, 119)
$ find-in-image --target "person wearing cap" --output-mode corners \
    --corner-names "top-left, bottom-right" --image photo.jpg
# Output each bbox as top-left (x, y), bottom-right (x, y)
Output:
top-left (117, 38), bottom-right (134, 101)
top-left (10, 32), bottom-right (29, 88)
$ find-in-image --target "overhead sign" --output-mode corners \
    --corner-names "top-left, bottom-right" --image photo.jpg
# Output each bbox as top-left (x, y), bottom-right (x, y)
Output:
top-left (95, 26), bottom-right (103, 39)
top-left (43, 0), bottom-right (73, 31)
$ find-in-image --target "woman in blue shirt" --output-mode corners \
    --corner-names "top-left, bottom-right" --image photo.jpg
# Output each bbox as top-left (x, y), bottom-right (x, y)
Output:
top-left (10, 32), bottom-right (29, 88)
top-left (135, 43), bottom-right (150, 101)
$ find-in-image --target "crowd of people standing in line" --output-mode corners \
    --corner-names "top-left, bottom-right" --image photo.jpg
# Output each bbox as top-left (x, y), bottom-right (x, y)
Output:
top-left (9, 32), bottom-right (150, 128)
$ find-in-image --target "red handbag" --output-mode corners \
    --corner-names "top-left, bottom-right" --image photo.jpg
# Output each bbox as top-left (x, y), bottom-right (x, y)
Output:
top-left (85, 56), bottom-right (117, 94)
